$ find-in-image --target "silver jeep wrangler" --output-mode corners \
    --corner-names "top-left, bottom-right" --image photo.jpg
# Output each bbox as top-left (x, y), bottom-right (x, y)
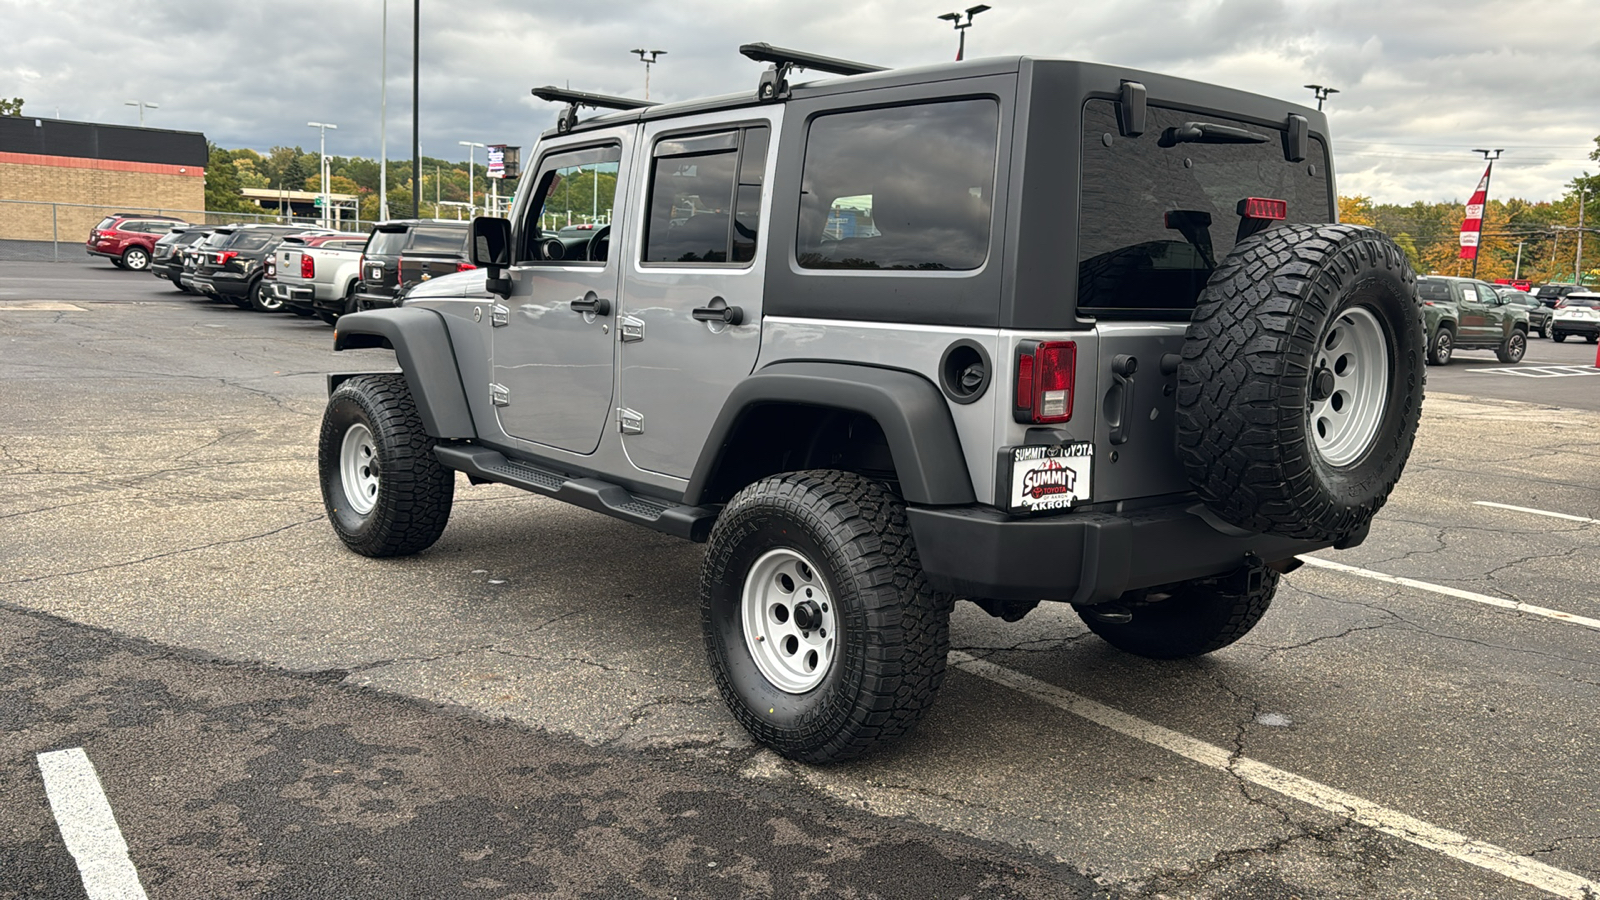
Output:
top-left (320, 44), bottom-right (1425, 762)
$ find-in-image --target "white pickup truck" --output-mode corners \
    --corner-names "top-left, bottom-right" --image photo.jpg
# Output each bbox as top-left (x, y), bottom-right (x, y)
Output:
top-left (269, 233), bottom-right (370, 324)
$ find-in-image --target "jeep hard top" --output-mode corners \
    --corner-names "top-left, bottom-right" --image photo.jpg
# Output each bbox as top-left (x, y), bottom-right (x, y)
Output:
top-left (319, 44), bottom-right (1425, 762)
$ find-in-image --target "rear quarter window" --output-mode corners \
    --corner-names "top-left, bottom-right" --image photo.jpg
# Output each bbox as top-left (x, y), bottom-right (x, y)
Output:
top-left (1077, 99), bottom-right (1333, 317)
top-left (229, 232), bottom-right (276, 252)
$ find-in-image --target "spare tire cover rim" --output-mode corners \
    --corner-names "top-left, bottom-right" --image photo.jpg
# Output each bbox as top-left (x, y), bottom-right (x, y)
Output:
top-left (1310, 305), bottom-right (1389, 468)
top-left (741, 548), bottom-right (838, 694)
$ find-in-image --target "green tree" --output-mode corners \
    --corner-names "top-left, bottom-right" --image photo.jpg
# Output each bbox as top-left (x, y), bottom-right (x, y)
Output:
top-left (204, 142), bottom-right (268, 215)
top-left (0, 97), bottom-right (23, 116)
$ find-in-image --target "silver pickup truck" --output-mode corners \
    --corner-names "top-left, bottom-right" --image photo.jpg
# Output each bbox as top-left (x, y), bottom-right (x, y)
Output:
top-left (270, 233), bottom-right (370, 323)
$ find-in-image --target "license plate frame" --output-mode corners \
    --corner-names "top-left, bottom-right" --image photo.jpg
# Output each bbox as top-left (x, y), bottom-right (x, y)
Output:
top-left (1006, 442), bottom-right (1093, 514)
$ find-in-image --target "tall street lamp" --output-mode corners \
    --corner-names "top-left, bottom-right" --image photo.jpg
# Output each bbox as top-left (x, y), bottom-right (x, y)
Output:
top-left (379, 0), bottom-right (389, 222)
top-left (124, 100), bottom-right (159, 126)
top-left (459, 140), bottom-right (485, 216)
top-left (937, 5), bottom-right (990, 62)
top-left (1304, 84), bottom-right (1339, 111)
top-left (631, 49), bottom-right (667, 100)
top-left (309, 122), bottom-right (338, 228)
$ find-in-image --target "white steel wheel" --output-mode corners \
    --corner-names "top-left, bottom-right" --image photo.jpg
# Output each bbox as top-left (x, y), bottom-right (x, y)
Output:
top-left (1309, 306), bottom-right (1390, 468)
top-left (339, 422), bottom-right (380, 515)
top-left (741, 548), bottom-right (838, 694)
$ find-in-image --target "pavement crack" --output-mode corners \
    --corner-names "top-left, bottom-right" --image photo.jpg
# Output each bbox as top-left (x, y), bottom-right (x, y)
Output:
top-left (0, 516), bottom-right (324, 585)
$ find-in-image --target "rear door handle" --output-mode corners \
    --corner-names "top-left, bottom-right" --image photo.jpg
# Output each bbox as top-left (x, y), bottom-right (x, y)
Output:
top-left (691, 297), bottom-right (744, 326)
top-left (570, 291), bottom-right (611, 317)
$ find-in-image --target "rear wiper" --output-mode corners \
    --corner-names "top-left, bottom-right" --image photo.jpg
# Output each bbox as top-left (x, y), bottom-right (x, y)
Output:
top-left (1158, 122), bottom-right (1270, 147)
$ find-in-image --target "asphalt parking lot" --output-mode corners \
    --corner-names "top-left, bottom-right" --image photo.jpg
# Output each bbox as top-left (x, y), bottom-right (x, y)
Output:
top-left (3, 259), bottom-right (1599, 899)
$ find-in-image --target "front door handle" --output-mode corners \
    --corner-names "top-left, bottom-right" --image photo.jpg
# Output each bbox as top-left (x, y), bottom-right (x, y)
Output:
top-left (570, 291), bottom-right (611, 317)
top-left (691, 297), bottom-right (744, 326)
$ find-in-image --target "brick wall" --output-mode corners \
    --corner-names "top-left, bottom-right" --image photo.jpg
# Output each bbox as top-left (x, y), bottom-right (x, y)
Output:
top-left (0, 154), bottom-right (206, 241)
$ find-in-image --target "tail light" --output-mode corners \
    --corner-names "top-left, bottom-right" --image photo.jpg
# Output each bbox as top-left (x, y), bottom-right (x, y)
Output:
top-left (265, 258), bottom-right (276, 277)
top-left (456, 262), bottom-right (477, 273)
top-left (301, 254), bottom-right (315, 279)
top-left (216, 251), bottom-right (238, 265)
top-left (1238, 197), bottom-right (1288, 220)
top-left (1013, 341), bottom-right (1076, 424)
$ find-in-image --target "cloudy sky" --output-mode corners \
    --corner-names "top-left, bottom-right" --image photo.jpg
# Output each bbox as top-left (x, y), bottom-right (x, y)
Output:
top-left (3, 0), bottom-right (1596, 204)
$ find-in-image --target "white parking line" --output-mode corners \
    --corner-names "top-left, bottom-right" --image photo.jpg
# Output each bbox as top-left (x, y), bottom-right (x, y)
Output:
top-left (950, 652), bottom-right (1600, 900)
top-left (36, 748), bottom-right (148, 900)
top-left (1474, 501), bottom-right (1600, 526)
top-left (1297, 556), bottom-right (1600, 632)
top-left (1465, 365), bottom-right (1600, 378)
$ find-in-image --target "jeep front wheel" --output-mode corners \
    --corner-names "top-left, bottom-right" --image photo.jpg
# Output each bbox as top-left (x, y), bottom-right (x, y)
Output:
top-left (701, 471), bottom-right (952, 763)
top-left (1075, 569), bottom-right (1279, 659)
top-left (1177, 224), bottom-right (1425, 542)
top-left (318, 374), bottom-right (454, 557)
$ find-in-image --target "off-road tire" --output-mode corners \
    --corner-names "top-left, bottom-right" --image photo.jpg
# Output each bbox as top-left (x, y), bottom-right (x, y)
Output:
top-left (122, 247), bottom-right (149, 271)
top-left (1496, 329), bottom-right (1527, 363)
top-left (1429, 326), bottom-right (1454, 365)
top-left (318, 374), bottom-right (454, 557)
top-left (1177, 224), bottom-right (1425, 542)
top-left (1075, 569), bottom-right (1279, 659)
top-left (701, 470), bottom-right (953, 763)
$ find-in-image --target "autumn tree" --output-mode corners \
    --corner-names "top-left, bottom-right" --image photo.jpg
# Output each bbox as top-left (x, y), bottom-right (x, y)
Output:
top-left (0, 97), bottom-right (22, 116)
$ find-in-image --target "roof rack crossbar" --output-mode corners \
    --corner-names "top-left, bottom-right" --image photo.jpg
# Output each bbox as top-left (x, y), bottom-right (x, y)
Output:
top-left (531, 86), bottom-right (658, 134)
top-left (738, 42), bottom-right (887, 102)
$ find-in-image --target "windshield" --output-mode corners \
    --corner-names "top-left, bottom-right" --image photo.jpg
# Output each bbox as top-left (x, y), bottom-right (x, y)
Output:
top-left (1077, 100), bottom-right (1333, 316)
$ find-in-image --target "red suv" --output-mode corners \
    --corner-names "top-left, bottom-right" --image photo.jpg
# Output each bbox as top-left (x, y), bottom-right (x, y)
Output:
top-left (85, 214), bottom-right (188, 271)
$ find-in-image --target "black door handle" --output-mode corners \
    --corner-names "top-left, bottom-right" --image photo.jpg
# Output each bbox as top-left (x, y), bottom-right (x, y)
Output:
top-left (570, 291), bottom-right (611, 317)
top-left (691, 299), bottom-right (744, 326)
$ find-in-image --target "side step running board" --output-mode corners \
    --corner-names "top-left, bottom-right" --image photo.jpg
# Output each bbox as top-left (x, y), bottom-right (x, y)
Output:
top-left (433, 444), bottom-right (717, 542)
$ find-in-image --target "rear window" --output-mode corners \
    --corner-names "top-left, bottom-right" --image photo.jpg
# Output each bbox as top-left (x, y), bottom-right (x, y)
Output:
top-left (795, 98), bottom-right (999, 272)
top-left (95, 217), bottom-right (117, 230)
top-left (1417, 280), bottom-right (1452, 301)
top-left (406, 228), bottom-right (466, 254)
top-left (1077, 100), bottom-right (1333, 317)
top-left (201, 232), bottom-right (233, 249)
top-left (1564, 296), bottom-right (1600, 308)
top-left (365, 230), bottom-right (410, 256)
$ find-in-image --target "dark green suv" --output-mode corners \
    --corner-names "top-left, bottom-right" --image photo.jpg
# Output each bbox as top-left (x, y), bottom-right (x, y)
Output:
top-left (1416, 275), bottom-right (1529, 365)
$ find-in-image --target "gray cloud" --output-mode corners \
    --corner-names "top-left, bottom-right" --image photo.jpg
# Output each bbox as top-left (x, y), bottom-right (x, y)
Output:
top-left (2, 0), bottom-right (1594, 202)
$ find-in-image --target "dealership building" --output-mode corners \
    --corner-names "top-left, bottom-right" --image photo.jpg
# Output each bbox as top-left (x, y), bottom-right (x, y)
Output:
top-left (0, 116), bottom-right (208, 243)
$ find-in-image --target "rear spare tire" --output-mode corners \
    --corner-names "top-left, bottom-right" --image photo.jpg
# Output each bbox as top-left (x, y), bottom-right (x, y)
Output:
top-left (1176, 224), bottom-right (1424, 542)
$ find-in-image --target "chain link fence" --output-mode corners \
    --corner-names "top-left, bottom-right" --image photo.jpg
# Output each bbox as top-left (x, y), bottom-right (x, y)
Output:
top-left (0, 199), bottom-right (376, 262)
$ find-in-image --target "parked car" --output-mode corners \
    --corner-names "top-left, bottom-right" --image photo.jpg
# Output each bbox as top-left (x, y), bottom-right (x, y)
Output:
top-left (1493, 285), bottom-right (1552, 338)
top-left (85, 214), bottom-right (187, 271)
top-left (1533, 283), bottom-right (1589, 309)
top-left (270, 233), bottom-right (371, 323)
top-left (190, 225), bottom-right (333, 311)
top-left (149, 226), bottom-right (217, 292)
top-left (1550, 292), bottom-right (1600, 343)
top-left (1416, 275), bottom-right (1529, 364)
top-left (352, 220), bottom-right (473, 311)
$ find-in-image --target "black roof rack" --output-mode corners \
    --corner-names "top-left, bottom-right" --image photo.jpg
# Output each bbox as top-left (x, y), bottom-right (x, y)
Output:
top-left (738, 43), bottom-right (887, 101)
top-left (531, 86), bottom-right (658, 134)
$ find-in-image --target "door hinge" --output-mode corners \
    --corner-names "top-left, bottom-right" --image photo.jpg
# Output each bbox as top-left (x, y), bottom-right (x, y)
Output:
top-left (617, 407), bottom-right (644, 435)
top-left (491, 303), bottom-right (510, 327)
top-left (490, 383), bottom-right (510, 407)
top-left (619, 314), bottom-right (645, 343)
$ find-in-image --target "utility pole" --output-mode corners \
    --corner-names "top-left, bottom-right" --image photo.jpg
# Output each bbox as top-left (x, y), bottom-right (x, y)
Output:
top-left (308, 122), bottom-right (338, 229)
top-left (1304, 84), bottom-right (1340, 111)
top-left (1469, 148), bottom-right (1503, 280)
top-left (937, 5), bottom-right (991, 61)
top-left (411, 0), bottom-right (419, 219)
top-left (1514, 239), bottom-right (1525, 281)
top-left (631, 49), bottom-right (666, 100)
top-left (124, 100), bottom-right (159, 126)
top-left (459, 141), bottom-right (485, 217)
top-left (379, 0), bottom-right (388, 222)
top-left (1577, 185), bottom-right (1588, 285)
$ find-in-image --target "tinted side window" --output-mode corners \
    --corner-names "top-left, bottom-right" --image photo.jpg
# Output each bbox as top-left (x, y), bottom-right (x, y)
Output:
top-left (407, 228), bottom-right (467, 253)
top-left (1416, 281), bottom-right (1451, 301)
top-left (1077, 100), bottom-right (1333, 315)
top-left (796, 99), bottom-right (999, 272)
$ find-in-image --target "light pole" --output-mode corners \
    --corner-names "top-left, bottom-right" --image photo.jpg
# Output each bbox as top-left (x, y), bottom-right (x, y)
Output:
top-left (631, 49), bottom-right (667, 100)
top-left (379, 0), bottom-right (389, 222)
top-left (411, 0), bottom-right (419, 219)
top-left (937, 5), bottom-right (990, 61)
top-left (124, 100), bottom-right (159, 126)
top-left (1577, 185), bottom-right (1589, 285)
top-left (308, 122), bottom-right (338, 228)
top-left (459, 140), bottom-right (485, 217)
top-left (1303, 84), bottom-right (1340, 111)
top-left (1470, 148), bottom-right (1503, 280)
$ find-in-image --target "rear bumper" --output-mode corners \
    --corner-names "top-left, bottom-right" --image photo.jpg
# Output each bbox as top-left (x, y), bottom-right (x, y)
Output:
top-left (907, 501), bottom-right (1331, 605)
top-left (1552, 320), bottom-right (1599, 335)
top-left (271, 283), bottom-right (316, 307)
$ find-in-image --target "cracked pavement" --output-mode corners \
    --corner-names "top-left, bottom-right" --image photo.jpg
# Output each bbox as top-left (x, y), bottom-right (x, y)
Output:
top-left (3, 260), bottom-right (1598, 898)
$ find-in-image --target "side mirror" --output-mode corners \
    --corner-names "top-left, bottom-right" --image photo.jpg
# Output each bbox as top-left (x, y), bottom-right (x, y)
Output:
top-left (470, 216), bottom-right (513, 297)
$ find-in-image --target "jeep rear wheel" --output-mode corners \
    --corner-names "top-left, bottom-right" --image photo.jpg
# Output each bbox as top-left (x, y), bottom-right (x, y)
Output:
top-left (318, 374), bottom-right (454, 557)
top-left (1177, 224), bottom-right (1424, 542)
top-left (701, 471), bottom-right (952, 763)
top-left (1075, 569), bottom-right (1279, 659)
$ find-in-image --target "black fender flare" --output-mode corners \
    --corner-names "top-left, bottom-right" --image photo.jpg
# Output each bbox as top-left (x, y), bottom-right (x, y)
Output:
top-left (330, 308), bottom-right (475, 439)
top-left (684, 361), bottom-right (975, 507)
